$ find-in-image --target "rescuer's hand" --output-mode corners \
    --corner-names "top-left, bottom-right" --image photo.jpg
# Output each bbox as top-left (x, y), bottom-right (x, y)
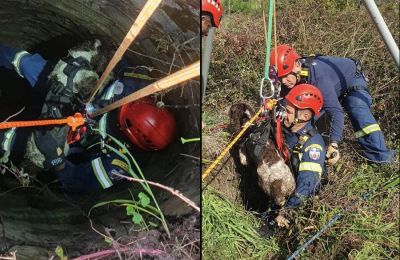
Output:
top-left (326, 142), bottom-right (340, 165)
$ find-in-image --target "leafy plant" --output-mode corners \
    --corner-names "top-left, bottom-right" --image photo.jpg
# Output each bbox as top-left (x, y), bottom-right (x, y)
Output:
top-left (55, 245), bottom-right (67, 260)
top-left (88, 129), bottom-right (170, 236)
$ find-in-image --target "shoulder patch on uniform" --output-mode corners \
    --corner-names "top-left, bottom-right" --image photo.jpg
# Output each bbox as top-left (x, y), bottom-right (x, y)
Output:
top-left (308, 147), bottom-right (321, 160)
top-left (111, 159), bottom-right (129, 172)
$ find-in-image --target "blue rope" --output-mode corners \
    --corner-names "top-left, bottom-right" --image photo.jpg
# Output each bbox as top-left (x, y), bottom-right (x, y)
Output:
top-left (286, 176), bottom-right (398, 260)
top-left (287, 213), bottom-right (343, 260)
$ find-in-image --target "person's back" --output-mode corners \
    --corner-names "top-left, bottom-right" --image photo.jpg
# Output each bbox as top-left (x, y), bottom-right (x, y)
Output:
top-left (303, 56), bottom-right (358, 96)
top-left (271, 44), bottom-right (394, 164)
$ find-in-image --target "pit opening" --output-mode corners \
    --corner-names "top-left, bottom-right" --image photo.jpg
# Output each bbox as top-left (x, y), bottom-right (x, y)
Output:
top-left (0, 1), bottom-right (200, 257)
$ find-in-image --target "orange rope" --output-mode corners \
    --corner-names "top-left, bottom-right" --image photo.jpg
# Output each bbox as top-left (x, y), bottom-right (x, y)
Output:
top-left (0, 113), bottom-right (85, 131)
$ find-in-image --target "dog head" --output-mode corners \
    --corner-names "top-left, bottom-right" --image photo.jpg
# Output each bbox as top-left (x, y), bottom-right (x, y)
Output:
top-left (228, 103), bottom-right (256, 134)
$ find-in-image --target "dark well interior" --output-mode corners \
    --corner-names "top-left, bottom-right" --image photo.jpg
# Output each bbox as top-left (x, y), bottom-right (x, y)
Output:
top-left (0, 0), bottom-right (200, 253)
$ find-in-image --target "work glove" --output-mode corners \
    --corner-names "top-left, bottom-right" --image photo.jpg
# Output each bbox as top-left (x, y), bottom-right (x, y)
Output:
top-left (33, 125), bottom-right (69, 171)
top-left (326, 142), bottom-right (340, 165)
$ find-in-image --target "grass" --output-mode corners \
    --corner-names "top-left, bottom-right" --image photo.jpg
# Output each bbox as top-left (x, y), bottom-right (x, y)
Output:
top-left (202, 189), bottom-right (279, 259)
top-left (203, 0), bottom-right (399, 258)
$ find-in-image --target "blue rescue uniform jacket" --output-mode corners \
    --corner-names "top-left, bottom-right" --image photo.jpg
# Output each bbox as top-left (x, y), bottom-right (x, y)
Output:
top-left (299, 56), bottom-right (357, 143)
top-left (291, 55), bottom-right (394, 163)
top-left (284, 122), bottom-right (326, 207)
top-left (56, 76), bottom-right (150, 193)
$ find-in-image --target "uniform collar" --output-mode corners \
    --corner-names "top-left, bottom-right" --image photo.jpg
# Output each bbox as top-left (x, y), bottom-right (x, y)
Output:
top-left (294, 121), bottom-right (314, 136)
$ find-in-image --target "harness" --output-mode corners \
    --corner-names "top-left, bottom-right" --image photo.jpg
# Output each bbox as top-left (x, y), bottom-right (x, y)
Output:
top-left (290, 127), bottom-right (318, 175)
top-left (298, 55), bottom-right (320, 84)
top-left (244, 119), bottom-right (272, 164)
top-left (299, 56), bottom-right (370, 100)
top-left (41, 56), bottom-right (92, 118)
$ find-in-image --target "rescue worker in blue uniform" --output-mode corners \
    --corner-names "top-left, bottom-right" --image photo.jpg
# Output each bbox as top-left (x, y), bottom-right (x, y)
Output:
top-left (282, 84), bottom-right (326, 208)
top-left (0, 40), bottom-right (104, 171)
top-left (270, 45), bottom-right (394, 164)
top-left (0, 41), bottom-right (177, 193)
top-left (57, 76), bottom-right (176, 193)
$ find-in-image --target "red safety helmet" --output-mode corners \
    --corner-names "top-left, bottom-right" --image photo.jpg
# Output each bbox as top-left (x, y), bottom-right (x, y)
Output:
top-left (118, 98), bottom-right (176, 151)
top-left (202, 0), bottom-right (223, 28)
top-left (285, 84), bottom-right (323, 116)
top-left (270, 45), bottom-right (301, 77)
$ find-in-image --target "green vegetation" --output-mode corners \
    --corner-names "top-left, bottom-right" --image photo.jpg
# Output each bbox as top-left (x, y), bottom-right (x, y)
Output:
top-left (89, 130), bottom-right (169, 236)
top-left (222, 0), bottom-right (363, 14)
top-left (202, 189), bottom-right (279, 259)
top-left (222, 0), bottom-right (262, 14)
top-left (203, 0), bottom-right (399, 258)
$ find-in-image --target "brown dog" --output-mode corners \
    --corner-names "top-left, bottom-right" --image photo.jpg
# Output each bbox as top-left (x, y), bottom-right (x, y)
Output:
top-left (229, 103), bottom-right (295, 227)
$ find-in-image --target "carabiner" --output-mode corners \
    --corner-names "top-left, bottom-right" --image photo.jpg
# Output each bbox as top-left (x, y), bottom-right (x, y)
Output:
top-left (259, 77), bottom-right (275, 99)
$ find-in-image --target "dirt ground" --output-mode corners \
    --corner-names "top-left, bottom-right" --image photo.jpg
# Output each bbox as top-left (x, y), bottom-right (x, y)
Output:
top-left (2, 212), bottom-right (200, 260)
top-left (109, 213), bottom-right (201, 260)
top-left (202, 132), bottom-right (242, 204)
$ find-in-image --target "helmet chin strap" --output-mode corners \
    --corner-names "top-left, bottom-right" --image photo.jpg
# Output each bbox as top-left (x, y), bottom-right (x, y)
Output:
top-left (287, 108), bottom-right (307, 129)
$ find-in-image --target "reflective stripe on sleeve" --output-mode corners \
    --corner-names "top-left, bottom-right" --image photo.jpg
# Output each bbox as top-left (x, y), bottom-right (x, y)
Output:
top-left (355, 123), bottom-right (381, 138)
top-left (299, 162), bottom-right (322, 176)
top-left (304, 144), bottom-right (323, 152)
top-left (98, 113), bottom-right (108, 138)
top-left (11, 51), bottom-right (30, 78)
top-left (0, 128), bottom-right (16, 163)
top-left (103, 81), bottom-right (117, 100)
top-left (91, 157), bottom-right (113, 189)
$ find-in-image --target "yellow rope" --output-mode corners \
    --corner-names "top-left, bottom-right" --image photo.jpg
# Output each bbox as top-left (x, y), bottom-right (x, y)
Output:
top-left (202, 107), bottom-right (264, 181)
top-left (89, 61), bottom-right (200, 117)
top-left (86, 0), bottom-right (162, 103)
top-left (263, 5), bottom-right (268, 49)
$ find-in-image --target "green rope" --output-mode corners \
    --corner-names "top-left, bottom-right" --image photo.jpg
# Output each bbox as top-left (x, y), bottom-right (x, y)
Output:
top-left (264, 0), bottom-right (274, 79)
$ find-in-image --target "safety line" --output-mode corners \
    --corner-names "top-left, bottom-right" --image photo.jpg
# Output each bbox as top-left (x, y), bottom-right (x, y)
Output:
top-left (89, 61), bottom-right (200, 117)
top-left (86, 0), bottom-right (162, 103)
top-left (263, 0), bottom-right (274, 79)
top-left (0, 113), bottom-right (85, 131)
top-left (202, 107), bottom-right (264, 181)
top-left (287, 176), bottom-right (399, 260)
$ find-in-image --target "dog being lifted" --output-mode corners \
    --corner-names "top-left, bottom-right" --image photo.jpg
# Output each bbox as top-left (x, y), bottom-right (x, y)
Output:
top-left (24, 39), bottom-right (114, 172)
top-left (228, 102), bottom-right (295, 227)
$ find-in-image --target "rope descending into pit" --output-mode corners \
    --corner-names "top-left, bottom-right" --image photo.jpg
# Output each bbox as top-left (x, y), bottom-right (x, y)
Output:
top-left (86, 0), bottom-right (162, 103)
top-left (89, 61), bottom-right (200, 117)
top-left (202, 106), bottom-right (264, 181)
top-left (84, 0), bottom-right (200, 118)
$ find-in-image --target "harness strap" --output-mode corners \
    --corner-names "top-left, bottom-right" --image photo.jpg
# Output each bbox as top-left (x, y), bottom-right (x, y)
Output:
top-left (246, 120), bottom-right (272, 163)
top-left (291, 128), bottom-right (318, 174)
top-left (275, 118), bottom-right (289, 161)
top-left (340, 85), bottom-right (370, 100)
top-left (63, 56), bottom-right (91, 93)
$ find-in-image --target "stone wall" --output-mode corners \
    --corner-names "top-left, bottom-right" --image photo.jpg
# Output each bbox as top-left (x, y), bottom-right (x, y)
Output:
top-left (0, 0), bottom-right (200, 254)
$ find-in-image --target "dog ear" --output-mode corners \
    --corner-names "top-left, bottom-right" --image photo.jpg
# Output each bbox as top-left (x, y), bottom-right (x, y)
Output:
top-left (91, 36), bottom-right (116, 75)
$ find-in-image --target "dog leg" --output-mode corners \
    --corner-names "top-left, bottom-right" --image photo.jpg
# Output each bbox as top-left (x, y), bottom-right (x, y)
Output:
top-left (275, 214), bottom-right (290, 228)
top-left (239, 146), bottom-right (248, 166)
